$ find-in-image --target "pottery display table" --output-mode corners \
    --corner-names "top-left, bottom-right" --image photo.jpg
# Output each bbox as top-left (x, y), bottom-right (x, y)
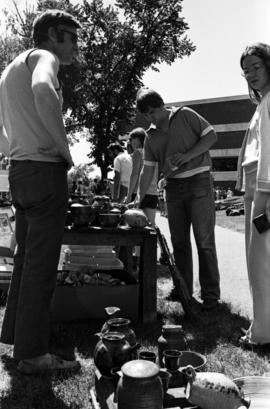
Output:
top-left (62, 225), bottom-right (157, 323)
top-left (94, 369), bottom-right (199, 409)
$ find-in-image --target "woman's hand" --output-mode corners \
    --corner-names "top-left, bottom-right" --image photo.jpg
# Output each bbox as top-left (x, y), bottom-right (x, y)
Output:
top-left (266, 196), bottom-right (270, 222)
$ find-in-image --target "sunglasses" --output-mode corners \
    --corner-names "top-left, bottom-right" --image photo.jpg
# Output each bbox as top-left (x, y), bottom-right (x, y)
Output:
top-left (58, 29), bottom-right (78, 44)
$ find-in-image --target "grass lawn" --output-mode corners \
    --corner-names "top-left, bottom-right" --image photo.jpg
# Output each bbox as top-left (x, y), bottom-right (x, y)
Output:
top-left (0, 209), bottom-right (269, 408)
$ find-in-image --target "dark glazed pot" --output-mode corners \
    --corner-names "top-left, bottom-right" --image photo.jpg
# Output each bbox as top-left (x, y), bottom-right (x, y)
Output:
top-left (117, 360), bottom-right (163, 409)
top-left (106, 318), bottom-right (136, 346)
top-left (102, 317), bottom-right (138, 359)
top-left (93, 332), bottom-right (134, 378)
top-left (158, 324), bottom-right (187, 367)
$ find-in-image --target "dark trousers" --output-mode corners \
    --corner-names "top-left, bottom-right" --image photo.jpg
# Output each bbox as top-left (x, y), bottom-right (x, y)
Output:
top-left (0, 161), bottom-right (68, 360)
top-left (165, 172), bottom-right (220, 301)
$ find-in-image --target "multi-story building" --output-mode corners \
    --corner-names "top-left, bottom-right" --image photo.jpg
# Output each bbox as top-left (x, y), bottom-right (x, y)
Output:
top-left (120, 94), bottom-right (255, 191)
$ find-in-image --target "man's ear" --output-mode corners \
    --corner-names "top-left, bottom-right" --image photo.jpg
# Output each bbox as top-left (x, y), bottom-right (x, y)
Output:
top-left (47, 26), bottom-right (58, 43)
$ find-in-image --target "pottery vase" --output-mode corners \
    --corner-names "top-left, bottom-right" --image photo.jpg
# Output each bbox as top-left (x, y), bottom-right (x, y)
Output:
top-left (117, 360), bottom-right (163, 409)
top-left (158, 324), bottom-right (187, 367)
top-left (93, 331), bottom-right (134, 378)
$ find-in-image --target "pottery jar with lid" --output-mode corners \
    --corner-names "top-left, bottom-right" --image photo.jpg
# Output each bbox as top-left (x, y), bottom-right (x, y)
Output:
top-left (101, 317), bottom-right (138, 359)
top-left (158, 324), bottom-right (187, 367)
top-left (93, 331), bottom-right (136, 378)
top-left (117, 359), bottom-right (163, 409)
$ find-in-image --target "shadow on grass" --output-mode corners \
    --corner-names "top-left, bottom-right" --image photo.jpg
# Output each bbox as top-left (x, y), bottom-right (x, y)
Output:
top-left (48, 298), bottom-right (251, 366)
top-left (156, 264), bottom-right (252, 357)
top-left (47, 264), bottom-right (252, 364)
top-left (0, 354), bottom-right (80, 409)
top-left (179, 302), bottom-right (251, 354)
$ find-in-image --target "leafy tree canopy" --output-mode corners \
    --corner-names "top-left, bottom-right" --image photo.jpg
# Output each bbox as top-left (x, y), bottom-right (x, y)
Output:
top-left (0, 0), bottom-right (195, 177)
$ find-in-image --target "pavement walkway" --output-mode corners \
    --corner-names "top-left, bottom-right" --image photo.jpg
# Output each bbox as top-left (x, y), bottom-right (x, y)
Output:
top-left (155, 212), bottom-right (252, 319)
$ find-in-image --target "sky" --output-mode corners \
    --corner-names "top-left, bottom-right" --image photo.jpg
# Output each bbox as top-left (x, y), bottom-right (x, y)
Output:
top-left (1, 0), bottom-right (270, 163)
top-left (2, 0), bottom-right (270, 104)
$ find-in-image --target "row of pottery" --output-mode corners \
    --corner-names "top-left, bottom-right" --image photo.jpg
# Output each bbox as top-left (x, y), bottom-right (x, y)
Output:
top-left (93, 317), bottom-right (251, 409)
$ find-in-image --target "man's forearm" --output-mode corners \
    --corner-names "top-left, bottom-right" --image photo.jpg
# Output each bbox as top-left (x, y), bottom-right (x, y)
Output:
top-left (34, 85), bottom-right (73, 164)
top-left (188, 131), bottom-right (217, 159)
top-left (0, 127), bottom-right (9, 157)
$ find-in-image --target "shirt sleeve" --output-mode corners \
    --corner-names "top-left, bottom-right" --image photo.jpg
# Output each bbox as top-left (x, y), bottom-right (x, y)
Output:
top-left (182, 107), bottom-right (214, 138)
top-left (257, 94), bottom-right (270, 192)
top-left (143, 133), bottom-right (158, 167)
top-left (114, 155), bottom-right (121, 172)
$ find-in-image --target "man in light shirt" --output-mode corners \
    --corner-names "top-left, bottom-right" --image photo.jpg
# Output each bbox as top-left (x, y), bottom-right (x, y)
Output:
top-left (108, 142), bottom-right (132, 202)
top-left (0, 9), bottom-right (81, 374)
top-left (136, 87), bottom-right (220, 311)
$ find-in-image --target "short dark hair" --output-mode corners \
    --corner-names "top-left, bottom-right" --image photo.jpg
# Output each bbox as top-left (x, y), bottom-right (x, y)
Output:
top-left (136, 87), bottom-right (164, 113)
top-left (33, 9), bottom-right (81, 46)
top-left (107, 142), bottom-right (124, 153)
top-left (129, 127), bottom-right (146, 147)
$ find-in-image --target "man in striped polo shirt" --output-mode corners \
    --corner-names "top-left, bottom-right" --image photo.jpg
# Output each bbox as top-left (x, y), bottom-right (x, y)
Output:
top-left (136, 88), bottom-right (220, 311)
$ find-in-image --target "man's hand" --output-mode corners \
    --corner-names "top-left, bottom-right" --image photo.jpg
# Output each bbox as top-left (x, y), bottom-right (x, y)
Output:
top-left (169, 152), bottom-right (190, 168)
top-left (38, 146), bottom-right (74, 169)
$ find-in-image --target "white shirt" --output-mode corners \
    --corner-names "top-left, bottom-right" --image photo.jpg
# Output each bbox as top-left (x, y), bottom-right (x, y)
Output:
top-left (114, 152), bottom-right (132, 188)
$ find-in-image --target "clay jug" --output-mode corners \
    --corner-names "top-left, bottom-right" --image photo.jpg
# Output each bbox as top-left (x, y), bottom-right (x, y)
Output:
top-left (102, 317), bottom-right (138, 359)
top-left (117, 360), bottom-right (163, 409)
top-left (93, 331), bottom-right (135, 378)
top-left (158, 324), bottom-right (187, 367)
top-left (106, 318), bottom-right (136, 345)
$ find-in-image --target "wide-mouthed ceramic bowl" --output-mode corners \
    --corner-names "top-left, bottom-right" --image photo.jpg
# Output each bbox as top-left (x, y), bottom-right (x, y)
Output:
top-left (99, 213), bottom-right (121, 227)
top-left (70, 204), bottom-right (95, 226)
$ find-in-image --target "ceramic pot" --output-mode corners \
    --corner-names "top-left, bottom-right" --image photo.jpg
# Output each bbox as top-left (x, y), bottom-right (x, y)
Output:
top-left (158, 324), bottom-right (187, 367)
top-left (117, 360), bottom-right (163, 409)
top-left (182, 365), bottom-right (250, 409)
top-left (158, 369), bottom-right (172, 394)
top-left (138, 351), bottom-right (157, 363)
top-left (163, 349), bottom-right (182, 372)
top-left (105, 318), bottom-right (136, 346)
top-left (93, 331), bottom-right (136, 378)
top-left (105, 317), bottom-right (138, 359)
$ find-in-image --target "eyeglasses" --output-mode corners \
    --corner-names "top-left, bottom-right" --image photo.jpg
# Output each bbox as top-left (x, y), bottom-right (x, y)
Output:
top-left (58, 29), bottom-right (78, 44)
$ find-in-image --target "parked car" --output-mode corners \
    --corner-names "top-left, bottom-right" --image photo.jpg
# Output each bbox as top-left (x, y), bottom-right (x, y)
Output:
top-left (215, 196), bottom-right (243, 211)
top-left (226, 202), bottom-right (245, 216)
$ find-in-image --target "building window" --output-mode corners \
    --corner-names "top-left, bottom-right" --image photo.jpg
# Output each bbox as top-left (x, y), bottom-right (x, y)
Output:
top-left (212, 157), bottom-right (238, 172)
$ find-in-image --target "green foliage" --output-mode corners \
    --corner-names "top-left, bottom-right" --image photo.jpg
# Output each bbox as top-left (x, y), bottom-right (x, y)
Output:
top-left (0, 0), bottom-right (195, 178)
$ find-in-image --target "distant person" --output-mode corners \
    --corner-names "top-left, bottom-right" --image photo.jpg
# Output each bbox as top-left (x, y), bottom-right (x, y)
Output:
top-left (126, 127), bottom-right (158, 225)
top-left (107, 142), bottom-right (132, 202)
top-left (226, 187), bottom-right (233, 198)
top-left (135, 87), bottom-right (220, 310)
top-left (89, 178), bottom-right (98, 194)
top-left (236, 43), bottom-right (270, 349)
top-left (0, 10), bottom-right (81, 374)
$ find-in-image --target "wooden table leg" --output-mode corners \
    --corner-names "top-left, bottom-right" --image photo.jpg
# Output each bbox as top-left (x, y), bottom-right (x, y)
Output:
top-left (139, 230), bottom-right (157, 323)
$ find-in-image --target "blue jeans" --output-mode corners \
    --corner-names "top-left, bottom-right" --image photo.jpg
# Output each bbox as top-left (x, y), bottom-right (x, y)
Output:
top-left (165, 172), bottom-right (220, 301)
top-left (0, 161), bottom-right (68, 360)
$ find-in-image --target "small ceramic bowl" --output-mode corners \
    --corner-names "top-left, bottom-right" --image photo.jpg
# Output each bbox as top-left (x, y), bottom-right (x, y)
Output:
top-left (99, 213), bottom-right (121, 227)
